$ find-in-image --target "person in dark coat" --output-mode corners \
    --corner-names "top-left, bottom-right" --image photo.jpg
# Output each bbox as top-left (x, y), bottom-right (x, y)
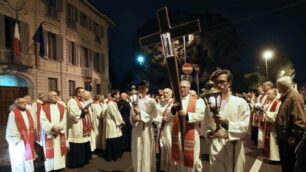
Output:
top-left (117, 92), bottom-right (132, 152)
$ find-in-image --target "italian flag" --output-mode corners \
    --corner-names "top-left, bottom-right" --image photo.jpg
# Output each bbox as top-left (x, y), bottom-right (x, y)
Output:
top-left (13, 22), bottom-right (20, 58)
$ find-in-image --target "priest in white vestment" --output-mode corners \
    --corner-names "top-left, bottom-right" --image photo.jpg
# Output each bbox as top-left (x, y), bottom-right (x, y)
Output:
top-left (262, 89), bottom-right (281, 161)
top-left (205, 69), bottom-right (250, 172)
top-left (91, 95), bottom-right (105, 150)
top-left (67, 87), bottom-right (92, 168)
top-left (170, 80), bottom-right (205, 172)
top-left (84, 91), bottom-right (96, 152)
top-left (257, 81), bottom-right (273, 149)
top-left (40, 91), bottom-right (67, 171)
top-left (156, 88), bottom-right (174, 171)
top-left (105, 90), bottom-right (125, 161)
top-left (130, 80), bottom-right (160, 172)
top-left (30, 93), bottom-right (47, 143)
top-left (6, 98), bottom-right (35, 172)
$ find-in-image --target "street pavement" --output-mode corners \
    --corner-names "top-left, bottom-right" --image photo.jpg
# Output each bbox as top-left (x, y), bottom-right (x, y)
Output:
top-left (0, 134), bottom-right (282, 172)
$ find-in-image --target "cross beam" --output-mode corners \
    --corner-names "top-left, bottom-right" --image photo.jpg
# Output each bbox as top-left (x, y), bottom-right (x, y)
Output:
top-left (139, 7), bottom-right (201, 48)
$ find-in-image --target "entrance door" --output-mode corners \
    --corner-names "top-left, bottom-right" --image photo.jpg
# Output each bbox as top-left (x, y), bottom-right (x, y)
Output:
top-left (0, 86), bottom-right (28, 126)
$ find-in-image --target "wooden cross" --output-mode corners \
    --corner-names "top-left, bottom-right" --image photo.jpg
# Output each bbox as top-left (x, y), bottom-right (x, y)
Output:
top-left (138, 7), bottom-right (201, 151)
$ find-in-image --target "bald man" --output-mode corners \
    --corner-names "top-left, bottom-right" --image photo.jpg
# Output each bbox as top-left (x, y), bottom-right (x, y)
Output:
top-left (156, 88), bottom-right (174, 171)
top-left (40, 91), bottom-right (67, 171)
top-left (171, 80), bottom-right (205, 171)
top-left (117, 92), bottom-right (132, 152)
top-left (6, 98), bottom-right (35, 172)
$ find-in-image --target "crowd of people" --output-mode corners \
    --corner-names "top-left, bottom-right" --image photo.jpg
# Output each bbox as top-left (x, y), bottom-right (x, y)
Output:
top-left (4, 68), bottom-right (306, 172)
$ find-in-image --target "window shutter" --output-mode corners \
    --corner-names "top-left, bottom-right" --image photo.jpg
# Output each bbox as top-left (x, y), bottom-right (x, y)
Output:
top-left (75, 43), bottom-right (79, 66)
top-left (57, 0), bottom-right (63, 12)
top-left (43, 30), bottom-right (48, 58)
top-left (0, 14), bottom-right (4, 48)
top-left (67, 41), bottom-right (71, 63)
top-left (56, 35), bottom-right (63, 61)
top-left (101, 53), bottom-right (105, 73)
top-left (74, 6), bottom-right (78, 23)
top-left (20, 21), bottom-right (29, 54)
top-left (80, 46), bottom-right (84, 67)
top-left (89, 49), bottom-right (93, 68)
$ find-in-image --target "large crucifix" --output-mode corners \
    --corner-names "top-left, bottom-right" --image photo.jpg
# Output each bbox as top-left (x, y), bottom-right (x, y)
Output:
top-left (139, 7), bottom-right (201, 150)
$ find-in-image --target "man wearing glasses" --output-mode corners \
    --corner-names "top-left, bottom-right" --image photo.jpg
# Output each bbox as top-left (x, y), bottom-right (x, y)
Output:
top-left (204, 69), bottom-right (250, 172)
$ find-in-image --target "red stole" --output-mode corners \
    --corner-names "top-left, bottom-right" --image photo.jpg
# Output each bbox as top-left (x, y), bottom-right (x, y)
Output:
top-left (42, 103), bottom-right (67, 158)
top-left (264, 99), bottom-right (280, 157)
top-left (13, 108), bottom-right (35, 160)
top-left (36, 101), bottom-right (42, 141)
top-left (74, 97), bottom-right (92, 137)
top-left (172, 96), bottom-right (196, 168)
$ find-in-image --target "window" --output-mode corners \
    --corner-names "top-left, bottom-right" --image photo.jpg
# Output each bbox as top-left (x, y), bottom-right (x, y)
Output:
top-left (68, 80), bottom-right (75, 96)
top-left (48, 78), bottom-right (57, 91)
top-left (79, 12), bottom-right (88, 29)
top-left (92, 21), bottom-right (102, 44)
top-left (44, 0), bottom-right (58, 19)
top-left (66, 2), bottom-right (77, 29)
top-left (47, 32), bottom-right (57, 60)
top-left (4, 16), bottom-right (14, 49)
top-left (83, 47), bottom-right (89, 68)
top-left (93, 52), bottom-right (100, 72)
top-left (96, 84), bottom-right (101, 94)
top-left (68, 41), bottom-right (77, 65)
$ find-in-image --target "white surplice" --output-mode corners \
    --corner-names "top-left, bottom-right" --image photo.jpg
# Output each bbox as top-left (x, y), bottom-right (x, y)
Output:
top-left (263, 98), bottom-right (281, 161)
top-left (205, 95), bottom-right (250, 172)
top-left (257, 94), bottom-right (268, 149)
top-left (67, 98), bottom-right (90, 143)
top-left (131, 95), bottom-right (160, 172)
top-left (171, 95), bottom-right (205, 172)
top-left (91, 102), bottom-right (105, 150)
top-left (105, 101), bottom-right (124, 139)
top-left (6, 110), bottom-right (34, 172)
top-left (40, 103), bottom-right (67, 171)
top-left (157, 99), bottom-right (174, 171)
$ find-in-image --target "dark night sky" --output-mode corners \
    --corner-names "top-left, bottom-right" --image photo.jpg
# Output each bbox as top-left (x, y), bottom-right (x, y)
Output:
top-left (88, 0), bottom-right (306, 84)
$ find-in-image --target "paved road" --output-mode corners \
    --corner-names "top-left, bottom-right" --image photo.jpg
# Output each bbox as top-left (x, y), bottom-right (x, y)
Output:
top-left (0, 135), bottom-right (282, 172)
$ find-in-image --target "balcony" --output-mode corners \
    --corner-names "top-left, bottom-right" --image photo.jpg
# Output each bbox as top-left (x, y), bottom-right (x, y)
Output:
top-left (81, 67), bottom-right (93, 78)
top-left (0, 48), bottom-right (33, 71)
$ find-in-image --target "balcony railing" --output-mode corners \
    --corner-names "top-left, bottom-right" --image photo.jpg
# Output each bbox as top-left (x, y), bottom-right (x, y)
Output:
top-left (0, 48), bottom-right (33, 71)
top-left (81, 67), bottom-right (93, 78)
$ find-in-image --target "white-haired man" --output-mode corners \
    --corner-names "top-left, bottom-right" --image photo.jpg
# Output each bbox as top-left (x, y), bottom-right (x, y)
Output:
top-left (171, 80), bottom-right (205, 171)
top-left (156, 88), bottom-right (174, 171)
top-left (6, 98), bottom-right (35, 172)
top-left (275, 76), bottom-right (306, 172)
top-left (40, 91), bottom-right (67, 171)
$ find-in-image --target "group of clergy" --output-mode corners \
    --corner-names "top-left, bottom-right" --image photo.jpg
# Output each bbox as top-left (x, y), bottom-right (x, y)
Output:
top-left (249, 77), bottom-right (306, 172)
top-left (5, 68), bottom-right (306, 172)
top-left (5, 87), bottom-right (134, 172)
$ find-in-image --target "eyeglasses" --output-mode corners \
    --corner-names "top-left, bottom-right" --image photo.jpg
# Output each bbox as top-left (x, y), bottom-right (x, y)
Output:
top-left (215, 80), bottom-right (227, 85)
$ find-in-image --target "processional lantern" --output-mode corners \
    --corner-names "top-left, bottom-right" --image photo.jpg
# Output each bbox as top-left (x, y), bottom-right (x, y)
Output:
top-left (129, 85), bottom-right (139, 106)
top-left (203, 80), bottom-right (228, 138)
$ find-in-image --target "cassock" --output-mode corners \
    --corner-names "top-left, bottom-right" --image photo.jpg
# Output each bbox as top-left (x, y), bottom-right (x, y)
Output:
top-left (263, 98), bottom-right (281, 161)
top-left (156, 98), bottom-right (174, 171)
top-left (100, 102), bottom-right (108, 151)
top-left (131, 95), bottom-right (159, 172)
top-left (206, 95), bottom-right (250, 172)
top-left (171, 95), bottom-right (205, 172)
top-left (117, 99), bottom-right (132, 151)
top-left (105, 100), bottom-right (124, 161)
top-left (66, 97), bottom-right (92, 168)
top-left (40, 103), bottom-right (67, 171)
top-left (6, 108), bottom-right (35, 172)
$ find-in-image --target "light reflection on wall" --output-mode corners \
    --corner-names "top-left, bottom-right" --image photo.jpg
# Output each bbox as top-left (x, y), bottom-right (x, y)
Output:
top-left (0, 75), bottom-right (28, 87)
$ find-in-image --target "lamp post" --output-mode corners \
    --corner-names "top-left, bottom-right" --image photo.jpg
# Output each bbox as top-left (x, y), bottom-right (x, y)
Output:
top-left (262, 50), bottom-right (273, 80)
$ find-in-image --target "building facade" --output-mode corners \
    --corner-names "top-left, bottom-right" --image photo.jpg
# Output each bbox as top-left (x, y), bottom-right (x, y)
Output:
top-left (0, 0), bottom-right (114, 125)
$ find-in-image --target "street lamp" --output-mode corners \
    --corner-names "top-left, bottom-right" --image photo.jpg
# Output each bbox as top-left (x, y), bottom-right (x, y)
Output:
top-left (137, 55), bottom-right (145, 65)
top-left (262, 50), bottom-right (273, 80)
